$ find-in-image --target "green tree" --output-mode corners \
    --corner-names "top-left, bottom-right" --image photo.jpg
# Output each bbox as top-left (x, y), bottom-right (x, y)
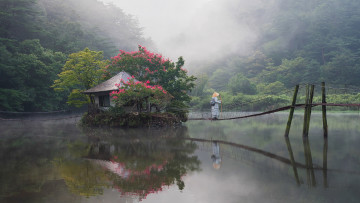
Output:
top-left (257, 81), bottom-right (286, 95)
top-left (258, 57), bottom-right (320, 88)
top-left (227, 73), bottom-right (257, 95)
top-left (0, 0), bottom-right (40, 40)
top-left (190, 74), bottom-right (209, 97)
top-left (321, 49), bottom-right (360, 85)
top-left (208, 69), bottom-right (231, 91)
top-left (0, 39), bottom-right (67, 111)
top-left (52, 48), bottom-right (108, 107)
top-left (37, 0), bottom-right (151, 57)
top-left (226, 51), bottom-right (272, 78)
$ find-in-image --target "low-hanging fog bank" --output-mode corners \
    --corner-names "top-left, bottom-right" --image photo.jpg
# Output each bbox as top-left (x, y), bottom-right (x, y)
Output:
top-left (100, 0), bottom-right (280, 67)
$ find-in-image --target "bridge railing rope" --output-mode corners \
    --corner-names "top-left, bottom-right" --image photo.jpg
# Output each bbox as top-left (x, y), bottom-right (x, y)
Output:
top-left (188, 82), bottom-right (360, 136)
top-left (171, 83), bottom-right (360, 114)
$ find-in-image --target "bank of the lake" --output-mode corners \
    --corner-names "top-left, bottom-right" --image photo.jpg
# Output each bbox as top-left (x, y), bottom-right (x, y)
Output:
top-left (80, 112), bottom-right (186, 128)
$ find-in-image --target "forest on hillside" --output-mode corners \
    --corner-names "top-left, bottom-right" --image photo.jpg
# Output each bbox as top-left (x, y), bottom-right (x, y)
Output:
top-left (0, 0), bottom-right (151, 111)
top-left (191, 0), bottom-right (360, 111)
top-left (1, 0), bottom-right (360, 112)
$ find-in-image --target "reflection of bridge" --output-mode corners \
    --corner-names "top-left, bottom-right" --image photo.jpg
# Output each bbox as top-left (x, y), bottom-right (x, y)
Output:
top-left (185, 137), bottom-right (360, 188)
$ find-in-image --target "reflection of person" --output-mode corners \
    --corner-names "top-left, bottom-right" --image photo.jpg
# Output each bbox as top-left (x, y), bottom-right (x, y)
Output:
top-left (211, 141), bottom-right (221, 170)
top-left (210, 92), bottom-right (221, 120)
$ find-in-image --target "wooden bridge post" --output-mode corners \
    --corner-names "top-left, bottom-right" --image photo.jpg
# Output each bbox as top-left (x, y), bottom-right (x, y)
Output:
top-left (303, 85), bottom-right (310, 137)
top-left (305, 85), bottom-right (315, 136)
top-left (285, 85), bottom-right (299, 137)
top-left (321, 82), bottom-right (328, 138)
top-left (303, 84), bottom-right (314, 137)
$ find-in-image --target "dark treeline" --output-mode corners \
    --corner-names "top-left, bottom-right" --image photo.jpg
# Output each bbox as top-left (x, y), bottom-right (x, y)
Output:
top-left (1, 0), bottom-right (360, 112)
top-left (0, 0), bottom-right (151, 111)
top-left (191, 0), bottom-right (360, 110)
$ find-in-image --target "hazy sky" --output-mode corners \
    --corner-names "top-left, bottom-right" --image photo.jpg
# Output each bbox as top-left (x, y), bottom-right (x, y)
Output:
top-left (100, 0), bottom-right (263, 64)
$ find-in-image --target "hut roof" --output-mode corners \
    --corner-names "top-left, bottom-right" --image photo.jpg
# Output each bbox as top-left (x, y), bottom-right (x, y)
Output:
top-left (83, 71), bottom-right (137, 94)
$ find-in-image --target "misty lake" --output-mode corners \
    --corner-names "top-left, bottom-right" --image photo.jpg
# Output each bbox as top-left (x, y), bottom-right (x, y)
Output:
top-left (1, 112), bottom-right (360, 203)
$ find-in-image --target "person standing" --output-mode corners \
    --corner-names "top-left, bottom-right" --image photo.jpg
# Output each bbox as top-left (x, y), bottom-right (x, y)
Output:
top-left (210, 92), bottom-right (221, 120)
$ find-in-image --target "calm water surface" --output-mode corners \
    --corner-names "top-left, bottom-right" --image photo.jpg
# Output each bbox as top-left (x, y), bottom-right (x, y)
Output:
top-left (1, 112), bottom-right (360, 203)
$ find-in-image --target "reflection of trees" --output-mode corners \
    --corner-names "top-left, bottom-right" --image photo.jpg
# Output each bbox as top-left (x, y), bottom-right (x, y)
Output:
top-left (54, 159), bottom-right (109, 197)
top-left (0, 135), bottom-right (64, 198)
top-left (59, 126), bottom-right (201, 200)
top-left (0, 125), bottom-right (200, 201)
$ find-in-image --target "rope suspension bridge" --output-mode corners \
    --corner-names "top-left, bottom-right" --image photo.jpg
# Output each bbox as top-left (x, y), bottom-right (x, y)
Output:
top-left (188, 82), bottom-right (360, 121)
top-left (1, 82), bottom-right (360, 128)
top-left (188, 82), bottom-right (360, 137)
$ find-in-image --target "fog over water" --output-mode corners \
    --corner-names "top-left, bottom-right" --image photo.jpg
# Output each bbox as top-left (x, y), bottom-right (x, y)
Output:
top-left (1, 113), bottom-right (360, 202)
top-left (100, 0), bottom-right (277, 64)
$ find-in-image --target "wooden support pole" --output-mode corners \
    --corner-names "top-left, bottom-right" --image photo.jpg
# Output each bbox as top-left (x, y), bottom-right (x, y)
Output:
top-left (322, 82), bottom-right (328, 138)
top-left (284, 85), bottom-right (299, 137)
top-left (303, 85), bottom-right (310, 137)
top-left (305, 85), bottom-right (315, 136)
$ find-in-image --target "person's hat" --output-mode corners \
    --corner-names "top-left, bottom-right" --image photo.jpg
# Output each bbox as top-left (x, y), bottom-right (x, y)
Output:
top-left (212, 92), bottom-right (219, 97)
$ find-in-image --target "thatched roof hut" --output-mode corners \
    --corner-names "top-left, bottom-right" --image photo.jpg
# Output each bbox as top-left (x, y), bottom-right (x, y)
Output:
top-left (83, 71), bottom-right (137, 107)
top-left (84, 71), bottom-right (135, 94)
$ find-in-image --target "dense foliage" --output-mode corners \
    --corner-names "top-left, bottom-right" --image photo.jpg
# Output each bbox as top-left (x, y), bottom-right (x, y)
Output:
top-left (0, 0), bottom-right (149, 111)
top-left (0, 39), bottom-right (67, 111)
top-left (1, 0), bottom-right (360, 112)
top-left (108, 46), bottom-right (197, 117)
top-left (191, 0), bottom-right (360, 110)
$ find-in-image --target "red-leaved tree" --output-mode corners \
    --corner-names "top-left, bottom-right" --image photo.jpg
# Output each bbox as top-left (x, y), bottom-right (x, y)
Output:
top-left (107, 46), bottom-right (196, 119)
top-left (110, 77), bottom-right (172, 112)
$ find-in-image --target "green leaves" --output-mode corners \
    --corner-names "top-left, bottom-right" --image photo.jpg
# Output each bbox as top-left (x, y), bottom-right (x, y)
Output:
top-left (258, 57), bottom-right (320, 87)
top-left (208, 69), bottom-right (231, 91)
top-left (0, 0), bottom-right (39, 40)
top-left (0, 88), bottom-right (24, 111)
top-left (321, 50), bottom-right (360, 85)
top-left (0, 39), bottom-right (67, 111)
top-left (227, 73), bottom-right (257, 95)
top-left (67, 89), bottom-right (90, 107)
top-left (52, 48), bottom-right (108, 107)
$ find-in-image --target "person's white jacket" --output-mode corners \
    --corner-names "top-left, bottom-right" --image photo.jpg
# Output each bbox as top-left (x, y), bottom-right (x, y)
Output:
top-left (211, 96), bottom-right (221, 119)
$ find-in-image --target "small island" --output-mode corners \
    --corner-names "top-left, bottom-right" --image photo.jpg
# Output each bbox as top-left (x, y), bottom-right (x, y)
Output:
top-left (52, 46), bottom-right (196, 127)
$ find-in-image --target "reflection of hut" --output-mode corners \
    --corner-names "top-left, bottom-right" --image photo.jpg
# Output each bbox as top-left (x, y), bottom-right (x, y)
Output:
top-left (82, 137), bottom-right (199, 201)
top-left (83, 71), bottom-right (137, 109)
